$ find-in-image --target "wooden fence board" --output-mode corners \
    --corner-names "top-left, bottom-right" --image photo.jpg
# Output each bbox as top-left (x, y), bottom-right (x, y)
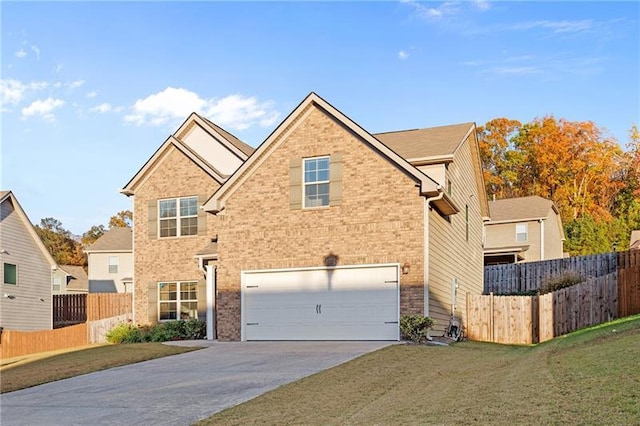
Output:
top-left (0, 323), bottom-right (88, 359)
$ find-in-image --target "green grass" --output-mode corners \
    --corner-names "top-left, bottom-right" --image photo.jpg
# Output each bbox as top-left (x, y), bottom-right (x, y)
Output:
top-left (0, 343), bottom-right (201, 393)
top-left (200, 315), bottom-right (640, 425)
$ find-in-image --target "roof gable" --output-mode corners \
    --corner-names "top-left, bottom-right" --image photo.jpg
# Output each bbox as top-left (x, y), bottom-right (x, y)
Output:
top-left (0, 190), bottom-right (57, 267)
top-left (59, 264), bottom-right (89, 291)
top-left (488, 196), bottom-right (558, 222)
top-left (204, 92), bottom-right (441, 213)
top-left (121, 115), bottom-right (253, 196)
top-left (85, 227), bottom-right (132, 252)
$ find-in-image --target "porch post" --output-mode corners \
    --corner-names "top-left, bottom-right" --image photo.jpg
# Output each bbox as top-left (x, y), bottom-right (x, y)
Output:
top-left (205, 265), bottom-right (216, 340)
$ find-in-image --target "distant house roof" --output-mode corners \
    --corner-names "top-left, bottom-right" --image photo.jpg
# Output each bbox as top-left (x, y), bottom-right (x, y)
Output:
top-left (488, 196), bottom-right (559, 222)
top-left (85, 227), bottom-right (132, 252)
top-left (59, 265), bottom-right (88, 291)
top-left (374, 123), bottom-right (474, 163)
top-left (631, 230), bottom-right (640, 250)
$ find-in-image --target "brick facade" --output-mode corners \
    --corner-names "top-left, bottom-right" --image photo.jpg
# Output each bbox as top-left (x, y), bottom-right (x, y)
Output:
top-left (215, 105), bottom-right (425, 341)
top-left (132, 146), bottom-right (220, 325)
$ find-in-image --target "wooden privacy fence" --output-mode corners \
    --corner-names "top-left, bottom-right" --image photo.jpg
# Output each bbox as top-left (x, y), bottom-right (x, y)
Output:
top-left (468, 272), bottom-right (624, 345)
top-left (2, 293), bottom-right (132, 359)
top-left (484, 252), bottom-right (617, 295)
top-left (54, 293), bottom-right (132, 325)
top-left (618, 250), bottom-right (640, 317)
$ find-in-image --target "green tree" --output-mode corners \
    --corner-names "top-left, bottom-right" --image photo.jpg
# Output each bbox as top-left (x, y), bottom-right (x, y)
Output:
top-left (108, 210), bottom-right (133, 228)
top-left (82, 224), bottom-right (106, 246)
top-left (35, 218), bottom-right (85, 266)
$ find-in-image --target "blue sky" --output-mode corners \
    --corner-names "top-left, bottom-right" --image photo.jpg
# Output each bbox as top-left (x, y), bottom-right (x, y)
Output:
top-left (1, 1), bottom-right (638, 236)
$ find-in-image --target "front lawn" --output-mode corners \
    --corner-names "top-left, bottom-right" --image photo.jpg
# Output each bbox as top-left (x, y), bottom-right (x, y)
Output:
top-left (200, 315), bottom-right (640, 425)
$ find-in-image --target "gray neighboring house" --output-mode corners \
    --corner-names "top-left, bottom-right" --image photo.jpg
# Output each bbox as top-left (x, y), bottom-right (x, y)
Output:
top-left (52, 264), bottom-right (89, 294)
top-left (85, 227), bottom-right (133, 293)
top-left (0, 190), bottom-right (55, 330)
top-left (484, 196), bottom-right (565, 265)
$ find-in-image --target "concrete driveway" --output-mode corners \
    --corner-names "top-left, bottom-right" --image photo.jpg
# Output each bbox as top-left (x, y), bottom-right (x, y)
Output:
top-left (0, 341), bottom-right (392, 425)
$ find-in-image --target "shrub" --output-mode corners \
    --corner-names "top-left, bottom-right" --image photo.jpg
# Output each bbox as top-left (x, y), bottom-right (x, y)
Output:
top-left (106, 319), bottom-right (207, 344)
top-left (540, 272), bottom-right (584, 295)
top-left (400, 315), bottom-right (435, 344)
top-left (106, 323), bottom-right (140, 344)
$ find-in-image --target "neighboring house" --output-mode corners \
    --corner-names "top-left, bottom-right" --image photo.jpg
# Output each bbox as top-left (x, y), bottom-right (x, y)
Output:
top-left (52, 265), bottom-right (89, 294)
top-left (630, 230), bottom-right (640, 250)
top-left (121, 112), bottom-right (254, 336)
top-left (122, 91), bottom-right (487, 342)
top-left (85, 227), bottom-right (133, 293)
top-left (0, 191), bottom-right (55, 331)
top-left (484, 196), bottom-right (565, 265)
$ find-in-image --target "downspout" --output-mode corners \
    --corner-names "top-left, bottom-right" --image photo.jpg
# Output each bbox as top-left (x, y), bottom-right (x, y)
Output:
top-left (539, 219), bottom-right (545, 260)
top-left (424, 186), bottom-right (445, 317)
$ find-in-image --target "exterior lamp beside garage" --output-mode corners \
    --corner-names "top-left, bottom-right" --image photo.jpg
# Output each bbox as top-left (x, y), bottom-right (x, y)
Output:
top-left (402, 262), bottom-right (411, 275)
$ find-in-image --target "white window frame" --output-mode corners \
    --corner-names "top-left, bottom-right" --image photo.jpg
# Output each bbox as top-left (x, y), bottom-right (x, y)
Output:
top-left (108, 256), bottom-right (118, 274)
top-left (53, 275), bottom-right (62, 292)
top-left (158, 281), bottom-right (198, 321)
top-left (303, 156), bottom-right (330, 209)
top-left (516, 223), bottom-right (528, 242)
top-left (158, 196), bottom-right (198, 238)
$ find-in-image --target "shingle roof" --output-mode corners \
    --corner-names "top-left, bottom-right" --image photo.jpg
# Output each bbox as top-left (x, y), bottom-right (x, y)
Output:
top-left (488, 196), bottom-right (556, 222)
top-left (86, 227), bottom-right (132, 252)
top-left (374, 123), bottom-right (474, 160)
top-left (59, 265), bottom-right (88, 291)
top-left (200, 115), bottom-right (255, 156)
top-left (195, 241), bottom-right (218, 256)
top-left (630, 230), bottom-right (640, 250)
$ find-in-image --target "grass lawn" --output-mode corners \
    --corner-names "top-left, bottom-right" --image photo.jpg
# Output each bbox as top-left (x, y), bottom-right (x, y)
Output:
top-left (200, 315), bottom-right (640, 425)
top-left (0, 343), bottom-right (201, 393)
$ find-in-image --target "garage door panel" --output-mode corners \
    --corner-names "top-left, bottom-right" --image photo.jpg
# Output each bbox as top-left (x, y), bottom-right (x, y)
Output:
top-left (243, 264), bottom-right (399, 341)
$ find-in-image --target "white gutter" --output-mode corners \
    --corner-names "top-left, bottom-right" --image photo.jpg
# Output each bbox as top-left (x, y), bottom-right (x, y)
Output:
top-left (424, 186), bottom-right (445, 317)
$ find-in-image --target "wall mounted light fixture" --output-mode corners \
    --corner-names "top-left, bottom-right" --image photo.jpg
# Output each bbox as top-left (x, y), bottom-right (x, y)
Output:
top-left (402, 262), bottom-right (411, 275)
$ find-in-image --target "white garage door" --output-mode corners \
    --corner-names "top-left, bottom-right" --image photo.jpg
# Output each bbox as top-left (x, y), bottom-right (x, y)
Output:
top-left (242, 264), bottom-right (399, 341)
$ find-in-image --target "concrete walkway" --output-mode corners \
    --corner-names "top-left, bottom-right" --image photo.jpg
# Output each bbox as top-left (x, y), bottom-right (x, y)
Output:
top-left (0, 341), bottom-right (392, 425)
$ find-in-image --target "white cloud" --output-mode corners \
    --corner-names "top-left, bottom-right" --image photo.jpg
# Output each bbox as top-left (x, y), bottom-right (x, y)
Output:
top-left (402, 0), bottom-right (460, 20)
top-left (54, 64), bottom-right (63, 73)
top-left (90, 103), bottom-right (112, 113)
top-left (0, 79), bottom-right (50, 111)
top-left (31, 45), bottom-right (40, 60)
top-left (398, 50), bottom-right (410, 60)
top-left (125, 87), bottom-right (280, 130)
top-left (492, 66), bottom-right (540, 75)
top-left (22, 97), bottom-right (65, 121)
top-left (67, 80), bottom-right (85, 89)
top-left (474, 0), bottom-right (490, 11)
top-left (86, 91), bottom-right (98, 99)
top-left (53, 82), bottom-right (62, 88)
top-left (15, 49), bottom-right (27, 59)
top-left (29, 81), bottom-right (49, 91)
top-left (509, 20), bottom-right (593, 34)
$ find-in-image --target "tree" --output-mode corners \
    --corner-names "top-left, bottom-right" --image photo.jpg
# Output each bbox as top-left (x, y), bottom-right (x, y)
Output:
top-left (108, 210), bottom-right (133, 228)
top-left (82, 224), bottom-right (105, 246)
top-left (477, 118), bottom-right (523, 199)
top-left (34, 218), bottom-right (85, 266)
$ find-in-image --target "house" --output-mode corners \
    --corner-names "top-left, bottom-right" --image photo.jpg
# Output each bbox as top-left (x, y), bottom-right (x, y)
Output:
top-left (630, 230), bottom-right (640, 250)
top-left (84, 227), bottom-right (134, 293)
top-left (0, 191), bottom-right (55, 330)
top-left (121, 112), bottom-right (254, 337)
top-left (123, 93), bottom-right (488, 341)
top-left (52, 264), bottom-right (89, 294)
top-left (484, 196), bottom-right (565, 265)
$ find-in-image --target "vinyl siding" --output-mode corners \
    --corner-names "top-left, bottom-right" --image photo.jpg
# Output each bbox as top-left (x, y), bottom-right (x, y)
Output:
top-left (485, 220), bottom-right (542, 261)
top-left (544, 213), bottom-right (565, 260)
top-left (427, 135), bottom-right (485, 334)
top-left (88, 252), bottom-right (134, 293)
top-left (0, 198), bottom-right (53, 331)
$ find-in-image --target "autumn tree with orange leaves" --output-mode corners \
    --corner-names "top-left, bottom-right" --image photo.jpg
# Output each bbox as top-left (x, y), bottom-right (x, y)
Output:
top-left (478, 117), bottom-right (638, 254)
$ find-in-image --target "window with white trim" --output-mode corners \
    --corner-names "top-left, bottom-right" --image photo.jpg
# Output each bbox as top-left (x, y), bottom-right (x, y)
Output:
top-left (53, 276), bottom-right (61, 292)
top-left (516, 223), bottom-right (528, 242)
top-left (159, 196), bottom-right (198, 237)
top-left (158, 281), bottom-right (198, 320)
top-left (303, 156), bottom-right (330, 208)
top-left (108, 256), bottom-right (118, 273)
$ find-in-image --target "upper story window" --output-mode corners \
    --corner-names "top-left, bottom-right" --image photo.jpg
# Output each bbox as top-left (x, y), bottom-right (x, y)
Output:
top-left (4, 263), bottom-right (17, 285)
top-left (303, 156), bottom-right (330, 208)
top-left (53, 275), bottom-right (61, 292)
top-left (516, 223), bottom-right (528, 242)
top-left (159, 196), bottom-right (198, 238)
top-left (108, 256), bottom-right (118, 273)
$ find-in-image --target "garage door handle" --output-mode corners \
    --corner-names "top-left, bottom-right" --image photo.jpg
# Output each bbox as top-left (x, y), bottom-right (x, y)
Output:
top-left (385, 321), bottom-right (399, 324)
top-left (316, 304), bottom-right (322, 314)
top-left (247, 322), bottom-right (259, 326)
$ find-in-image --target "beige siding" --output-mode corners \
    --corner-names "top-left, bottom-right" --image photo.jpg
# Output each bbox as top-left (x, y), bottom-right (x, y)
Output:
top-left (133, 146), bottom-right (220, 324)
top-left (216, 105), bottom-right (425, 341)
top-left (544, 214), bottom-right (564, 260)
top-left (88, 252), bottom-right (134, 293)
top-left (0, 199), bottom-right (52, 331)
top-left (428, 135), bottom-right (485, 334)
top-left (485, 220), bottom-right (542, 262)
